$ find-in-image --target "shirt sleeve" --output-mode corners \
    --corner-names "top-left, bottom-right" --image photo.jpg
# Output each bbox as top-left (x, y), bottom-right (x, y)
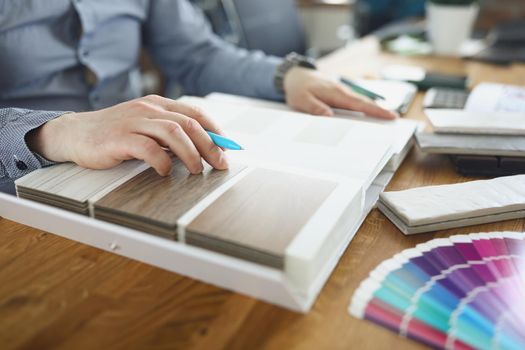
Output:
top-left (0, 108), bottom-right (65, 184)
top-left (143, 0), bottom-right (284, 101)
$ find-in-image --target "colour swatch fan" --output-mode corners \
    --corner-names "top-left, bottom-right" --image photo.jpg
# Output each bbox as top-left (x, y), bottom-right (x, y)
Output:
top-left (349, 232), bottom-right (525, 350)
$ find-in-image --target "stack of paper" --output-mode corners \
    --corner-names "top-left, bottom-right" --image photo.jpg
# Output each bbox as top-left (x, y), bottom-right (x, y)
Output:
top-left (378, 175), bottom-right (525, 235)
top-left (416, 132), bottom-right (525, 157)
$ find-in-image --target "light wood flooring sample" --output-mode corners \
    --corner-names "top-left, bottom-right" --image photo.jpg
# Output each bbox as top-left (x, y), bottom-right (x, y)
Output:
top-left (15, 160), bottom-right (146, 214)
top-left (94, 159), bottom-right (246, 239)
top-left (185, 168), bottom-right (337, 268)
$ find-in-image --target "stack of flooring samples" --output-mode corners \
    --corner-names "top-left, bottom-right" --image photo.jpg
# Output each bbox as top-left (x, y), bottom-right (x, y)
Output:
top-left (15, 160), bottom-right (148, 215)
top-left (183, 168), bottom-right (338, 269)
top-left (95, 160), bottom-right (361, 278)
top-left (16, 158), bottom-right (362, 288)
top-left (94, 160), bottom-right (246, 240)
top-left (415, 132), bottom-right (525, 157)
top-left (415, 132), bottom-right (525, 176)
top-left (378, 175), bottom-right (525, 235)
top-left (418, 83), bottom-right (525, 176)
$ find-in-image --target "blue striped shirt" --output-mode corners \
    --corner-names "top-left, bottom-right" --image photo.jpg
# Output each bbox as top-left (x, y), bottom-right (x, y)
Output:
top-left (0, 0), bottom-right (282, 191)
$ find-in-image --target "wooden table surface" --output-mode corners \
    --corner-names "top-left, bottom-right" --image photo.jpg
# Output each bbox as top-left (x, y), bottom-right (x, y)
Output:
top-left (1, 38), bottom-right (525, 350)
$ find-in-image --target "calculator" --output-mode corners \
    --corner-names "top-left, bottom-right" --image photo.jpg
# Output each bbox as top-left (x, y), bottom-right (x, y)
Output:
top-left (423, 88), bottom-right (470, 109)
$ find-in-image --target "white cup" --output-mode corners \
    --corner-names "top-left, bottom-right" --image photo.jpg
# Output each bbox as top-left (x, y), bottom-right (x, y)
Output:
top-left (426, 1), bottom-right (479, 56)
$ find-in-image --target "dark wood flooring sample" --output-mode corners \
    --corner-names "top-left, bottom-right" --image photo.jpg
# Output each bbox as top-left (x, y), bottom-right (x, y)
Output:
top-left (185, 168), bottom-right (337, 268)
top-left (94, 159), bottom-right (246, 239)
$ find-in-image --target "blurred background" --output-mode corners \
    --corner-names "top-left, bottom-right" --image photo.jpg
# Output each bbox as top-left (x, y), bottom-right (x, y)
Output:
top-left (142, 0), bottom-right (525, 96)
top-left (189, 0), bottom-right (525, 56)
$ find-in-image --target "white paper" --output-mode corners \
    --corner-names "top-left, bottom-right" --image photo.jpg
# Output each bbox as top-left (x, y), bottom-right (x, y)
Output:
top-left (205, 93), bottom-right (421, 171)
top-left (465, 83), bottom-right (525, 114)
top-left (181, 96), bottom-right (395, 188)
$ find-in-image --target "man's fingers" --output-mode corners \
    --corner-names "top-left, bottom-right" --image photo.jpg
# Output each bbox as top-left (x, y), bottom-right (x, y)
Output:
top-left (144, 113), bottom-right (228, 170)
top-left (129, 119), bottom-right (204, 174)
top-left (179, 118), bottom-right (229, 170)
top-left (317, 84), bottom-right (398, 120)
top-left (142, 95), bottom-right (224, 135)
top-left (292, 94), bottom-right (333, 116)
top-left (349, 97), bottom-right (398, 120)
top-left (121, 134), bottom-right (173, 176)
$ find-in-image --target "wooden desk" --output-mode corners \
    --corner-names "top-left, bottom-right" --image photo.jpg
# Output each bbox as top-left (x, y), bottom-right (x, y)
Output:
top-left (1, 38), bottom-right (524, 350)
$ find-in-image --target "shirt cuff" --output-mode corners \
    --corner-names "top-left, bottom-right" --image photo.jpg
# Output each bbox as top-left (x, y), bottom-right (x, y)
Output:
top-left (0, 108), bottom-right (67, 180)
top-left (253, 55), bottom-right (285, 101)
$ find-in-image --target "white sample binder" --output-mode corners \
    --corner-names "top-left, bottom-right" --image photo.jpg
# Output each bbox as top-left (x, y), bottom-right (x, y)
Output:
top-left (1, 169), bottom-right (397, 312)
top-left (1, 95), bottom-right (411, 312)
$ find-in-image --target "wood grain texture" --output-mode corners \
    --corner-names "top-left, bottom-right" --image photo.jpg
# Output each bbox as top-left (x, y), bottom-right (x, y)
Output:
top-left (186, 168), bottom-right (337, 268)
top-left (1, 37), bottom-right (525, 350)
top-left (94, 159), bottom-right (246, 239)
top-left (15, 161), bottom-right (146, 213)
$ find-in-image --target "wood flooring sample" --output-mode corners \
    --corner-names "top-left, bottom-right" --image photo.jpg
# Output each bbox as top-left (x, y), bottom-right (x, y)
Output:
top-left (15, 160), bottom-right (147, 215)
top-left (94, 159), bottom-right (246, 239)
top-left (185, 168), bottom-right (337, 268)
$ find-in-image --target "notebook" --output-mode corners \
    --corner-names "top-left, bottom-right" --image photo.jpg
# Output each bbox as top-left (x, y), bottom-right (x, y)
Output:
top-left (377, 175), bottom-right (525, 235)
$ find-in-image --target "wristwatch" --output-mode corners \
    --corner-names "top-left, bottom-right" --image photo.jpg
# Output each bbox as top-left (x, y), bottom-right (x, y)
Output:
top-left (274, 52), bottom-right (317, 94)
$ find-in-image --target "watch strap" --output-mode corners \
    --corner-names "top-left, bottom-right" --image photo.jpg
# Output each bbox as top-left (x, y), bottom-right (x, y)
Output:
top-left (274, 52), bottom-right (317, 94)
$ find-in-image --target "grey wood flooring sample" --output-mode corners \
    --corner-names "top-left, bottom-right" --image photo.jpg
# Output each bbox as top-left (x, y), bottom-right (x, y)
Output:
top-left (15, 160), bottom-right (146, 215)
top-left (185, 168), bottom-right (337, 268)
top-left (94, 159), bottom-right (246, 239)
top-left (416, 132), bottom-right (525, 156)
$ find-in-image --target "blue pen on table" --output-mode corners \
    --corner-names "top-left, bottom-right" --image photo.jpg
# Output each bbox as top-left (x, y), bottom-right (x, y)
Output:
top-left (206, 131), bottom-right (243, 150)
top-left (340, 77), bottom-right (385, 101)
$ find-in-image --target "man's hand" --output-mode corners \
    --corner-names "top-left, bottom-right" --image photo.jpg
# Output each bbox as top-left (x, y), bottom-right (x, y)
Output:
top-left (26, 95), bottom-right (229, 176)
top-left (283, 67), bottom-right (398, 120)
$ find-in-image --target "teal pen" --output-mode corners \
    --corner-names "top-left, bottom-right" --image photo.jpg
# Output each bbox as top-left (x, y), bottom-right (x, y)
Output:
top-left (206, 131), bottom-right (243, 150)
top-left (340, 77), bottom-right (386, 101)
